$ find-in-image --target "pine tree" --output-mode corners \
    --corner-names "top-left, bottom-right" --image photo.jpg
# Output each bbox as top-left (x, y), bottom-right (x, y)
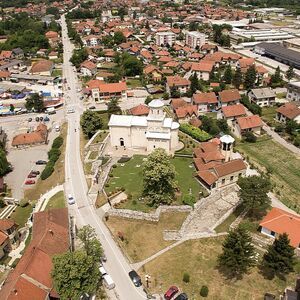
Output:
top-left (233, 68), bottom-right (243, 89)
top-left (262, 233), bottom-right (295, 277)
top-left (189, 72), bottom-right (199, 94)
top-left (244, 65), bottom-right (257, 90)
top-left (286, 65), bottom-right (295, 81)
top-left (218, 226), bottom-right (255, 278)
top-left (271, 66), bottom-right (282, 85)
top-left (222, 65), bottom-right (232, 84)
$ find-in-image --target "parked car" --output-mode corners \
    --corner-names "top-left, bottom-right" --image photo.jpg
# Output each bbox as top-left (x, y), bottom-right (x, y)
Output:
top-left (103, 274), bottom-right (115, 290)
top-left (89, 106), bottom-right (96, 110)
top-left (164, 286), bottom-right (179, 300)
top-left (25, 179), bottom-right (35, 185)
top-left (28, 117), bottom-right (32, 122)
top-left (44, 116), bottom-right (50, 122)
top-left (35, 116), bottom-right (40, 122)
top-left (174, 293), bottom-right (188, 300)
top-left (27, 173), bottom-right (37, 178)
top-left (39, 116), bottom-right (43, 121)
top-left (36, 160), bottom-right (47, 165)
top-left (100, 254), bottom-right (107, 263)
top-left (99, 266), bottom-right (107, 277)
top-left (67, 194), bottom-right (75, 205)
top-left (30, 170), bottom-right (40, 175)
top-left (48, 110), bottom-right (56, 115)
top-left (128, 270), bottom-right (142, 287)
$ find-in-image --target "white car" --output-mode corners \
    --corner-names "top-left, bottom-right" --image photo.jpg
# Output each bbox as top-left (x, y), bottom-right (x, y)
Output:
top-left (67, 194), bottom-right (75, 205)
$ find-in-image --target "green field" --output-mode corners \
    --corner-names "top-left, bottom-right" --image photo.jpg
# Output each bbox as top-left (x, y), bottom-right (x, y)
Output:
top-left (236, 137), bottom-right (300, 212)
top-left (10, 204), bottom-right (33, 228)
top-left (45, 191), bottom-right (66, 210)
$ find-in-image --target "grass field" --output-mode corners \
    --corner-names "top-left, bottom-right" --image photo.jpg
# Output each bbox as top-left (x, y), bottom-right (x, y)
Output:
top-left (140, 237), bottom-right (300, 300)
top-left (106, 212), bottom-right (188, 263)
top-left (236, 137), bottom-right (300, 212)
top-left (126, 78), bottom-right (143, 88)
top-left (105, 155), bottom-right (205, 211)
top-left (261, 107), bottom-right (277, 126)
top-left (24, 123), bottom-right (67, 201)
top-left (10, 204), bottom-right (32, 228)
top-left (45, 191), bottom-right (66, 210)
top-left (176, 132), bottom-right (199, 155)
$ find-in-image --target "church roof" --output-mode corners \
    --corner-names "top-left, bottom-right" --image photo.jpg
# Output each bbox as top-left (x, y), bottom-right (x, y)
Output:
top-left (148, 99), bottom-right (164, 108)
top-left (108, 115), bottom-right (147, 127)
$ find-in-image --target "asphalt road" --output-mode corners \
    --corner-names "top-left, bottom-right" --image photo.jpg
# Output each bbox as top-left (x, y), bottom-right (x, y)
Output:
top-left (61, 14), bottom-right (147, 300)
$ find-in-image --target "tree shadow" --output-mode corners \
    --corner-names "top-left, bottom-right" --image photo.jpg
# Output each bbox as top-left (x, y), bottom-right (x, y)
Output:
top-left (258, 264), bottom-right (287, 282)
top-left (216, 263), bottom-right (245, 281)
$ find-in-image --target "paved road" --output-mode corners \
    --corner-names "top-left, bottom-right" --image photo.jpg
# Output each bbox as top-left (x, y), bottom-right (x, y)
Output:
top-left (61, 14), bottom-right (146, 300)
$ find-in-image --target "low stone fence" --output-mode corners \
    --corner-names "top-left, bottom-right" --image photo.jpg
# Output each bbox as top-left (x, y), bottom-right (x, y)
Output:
top-left (107, 205), bottom-right (192, 222)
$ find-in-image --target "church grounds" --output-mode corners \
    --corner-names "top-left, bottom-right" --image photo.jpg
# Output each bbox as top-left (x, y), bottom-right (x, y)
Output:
top-left (104, 155), bottom-right (207, 212)
top-left (138, 237), bottom-right (300, 300)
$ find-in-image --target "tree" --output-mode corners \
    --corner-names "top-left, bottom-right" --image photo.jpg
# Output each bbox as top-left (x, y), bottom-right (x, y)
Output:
top-left (123, 55), bottom-right (143, 76)
top-left (142, 149), bottom-right (177, 206)
top-left (170, 86), bottom-right (180, 98)
top-left (218, 226), bottom-right (255, 278)
top-left (52, 251), bottom-right (100, 299)
top-left (25, 93), bottom-right (44, 112)
top-left (285, 120), bottom-right (298, 134)
top-left (261, 233), bottom-right (295, 278)
top-left (189, 72), bottom-right (200, 94)
top-left (0, 148), bottom-right (10, 176)
top-left (244, 65), bottom-right (257, 90)
top-left (271, 66), bottom-right (283, 87)
top-left (237, 175), bottom-right (271, 217)
top-left (70, 48), bottom-right (88, 68)
top-left (286, 65), bottom-right (295, 81)
top-left (107, 98), bottom-right (121, 116)
top-left (113, 31), bottom-right (126, 45)
top-left (189, 21), bottom-right (198, 31)
top-left (80, 111), bottom-right (103, 138)
top-left (222, 65), bottom-right (232, 84)
top-left (233, 68), bottom-right (243, 89)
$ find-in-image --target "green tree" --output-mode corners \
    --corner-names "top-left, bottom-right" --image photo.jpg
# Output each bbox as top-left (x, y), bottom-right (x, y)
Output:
top-left (233, 68), bottom-right (243, 89)
top-left (285, 120), bottom-right (298, 134)
top-left (142, 149), bottom-right (177, 206)
top-left (123, 55), bottom-right (143, 76)
top-left (286, 65), bottom-right (295, 81)
top-left (170, 86), bottom-right (180, 98)
top-left (222, 65), bottom-right (233, 84)
top-left (113, 31), bottom-right (126, 45)
top-left (261, 233), bottom-right (295, 278)
top-left (107, 98), bottom-right (121, 116)
top-left (244, 65), bottom-right (257, 90)
top-left (80, 111), bottom-right (103, 138)
top-left (237, 175), bottom-right (271, 217)
top-left (25, 93), bottom-right (44, 112)
top-left (189, 72), bottom-right (200, 94)
top-left (271, 66), bottom-right (283, 87)
top-left (218, 226), bottom-right (255, 278)
top-left (0, 148), bottom-right (10, 176)
top-left (70, 48), bottom-right (88, 68)
top-left (52, 250), bottom-right (100, 300)
top-left (244, 131), bottom-right (257, 143)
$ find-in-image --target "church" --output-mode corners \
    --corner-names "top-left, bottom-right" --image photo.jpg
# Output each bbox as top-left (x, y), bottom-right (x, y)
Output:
top-left (108, 99), bottom-right (179, 154)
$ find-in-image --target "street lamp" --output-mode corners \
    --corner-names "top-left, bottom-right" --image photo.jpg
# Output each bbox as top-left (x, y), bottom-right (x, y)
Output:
top-left (145, 274), bottom-right (151, 288)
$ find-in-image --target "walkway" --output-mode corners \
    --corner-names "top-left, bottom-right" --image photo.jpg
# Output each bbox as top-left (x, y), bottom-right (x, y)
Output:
top-left (35, 184), bottom-right (64, 212)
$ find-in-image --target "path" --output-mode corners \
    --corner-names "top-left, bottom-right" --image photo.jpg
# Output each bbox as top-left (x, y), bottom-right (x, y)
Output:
top-left (35, 184), bottom-right (64, 212)
top-left (268, 192), bottom-right (300, 215)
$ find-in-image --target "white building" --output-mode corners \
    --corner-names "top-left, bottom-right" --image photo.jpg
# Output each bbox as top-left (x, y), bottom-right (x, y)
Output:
top-left (185, 31), bottom-right (205, 49)
top-left (155, 32), bottom-right (176, 46)
top-left (287, 81), bottom-right (300, 102)
top-left (108, 99), bottom-right (179, 154)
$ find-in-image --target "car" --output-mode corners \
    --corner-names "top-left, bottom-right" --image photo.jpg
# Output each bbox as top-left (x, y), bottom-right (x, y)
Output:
top-left (48, 110), bottom-right (56, 115)
top-left (128, 270), bottom-right (142, 287)
top-left (35, 116), bottom-right (40, 122)
top-left (67, 194), bottom-right (75, 205)
top-left (89, 106), bottom-right (96, 110)
top-left (36, 160), bottom-right (47, 165)
top-left (67, 108), bottom-right (75, 114)
top-left (27, 173), bottom-right (37, 178)
top-left (25, 179), bottom-right (35, 185)
top-left (39, 116), bottom-right (43, 121)
top-left (28, 117), bottom-right (32, 122)
top-left (44, 116), bottom-right (50, 122)
top-left (174, 293), bottom-right (188, 300)
top-left (30, 170), bottom-right (40, 175)
top-left (164, 286), bottom-right (179, 300)
top-left (100, 254), bottom-right (107, 263)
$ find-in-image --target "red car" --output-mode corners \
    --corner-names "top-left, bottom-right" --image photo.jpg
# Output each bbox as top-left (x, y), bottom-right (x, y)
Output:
top-left (27, 173), bottom-right (37, 178)
top-left (164, 286), bottom-right (179, 300)
top-left (25, 179), bottom-right (35, 185)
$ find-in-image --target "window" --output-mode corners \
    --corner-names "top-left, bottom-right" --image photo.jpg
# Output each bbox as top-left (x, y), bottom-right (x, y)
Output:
top-left (238, 173), bottom-right (242, 177)
top-left (230, 176), bottom-right (234, 181)
top-left (221, 178), bottom-right (225, 185)
top-left (271, 231), bottom-right (276, 237)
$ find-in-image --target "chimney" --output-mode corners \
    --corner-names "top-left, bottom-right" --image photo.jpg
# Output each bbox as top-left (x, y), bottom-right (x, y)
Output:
top-left (49, 229), bottom-right (54, 236)
top-left (13, 289), bottom-right (17, 295)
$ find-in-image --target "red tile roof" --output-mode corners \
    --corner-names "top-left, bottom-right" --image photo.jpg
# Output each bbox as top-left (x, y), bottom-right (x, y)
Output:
top-left (197, 170), bottom-right (218, 185)
top-left (191, 61), bottom-right (214, 72)
top-left (276, 103), bottom-right (300, 120)
top-left (12, 124), bottom-right (48, 147)
top-left (237, 115), bottom-right (263, 130)
top-left (80, 60), bottom-right (96, 70)
top-left (166, 75), bottom-right (190, 87)
top-left (99, 82), bottom-right (127, 93)
top-left (0, 219), bottom-right (17, 231)
top-left (193, 92), bottom-right (218, 104)
top-left (0, 231), bottom-right (8, 245)
top-left (30, 60), bottom-right (53, 74)
top-left (222, 104), bottom-right (246, 118)
top-left (130, 104), bottom-right (150, 116)
top-left (260, 207), bottom-right (300, 248)
top-left (213, 159), bottom-right (246, 177)
top-left (219, 89), bottom-right (241, 103)
top-left (171, 98), bottom-right (188, 109)
top-left (175, 105), bottom-right (198, 118)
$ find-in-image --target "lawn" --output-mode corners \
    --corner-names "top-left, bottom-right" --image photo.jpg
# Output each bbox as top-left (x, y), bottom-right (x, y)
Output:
top-left (106, 212), bottom-right (188, 263)
top-left (236, 137), bottom-right (300, 212)
top-left (9, 204), bottom-right (32, 228)
top-left (89, 151), bottom-right (98, 160)
top-left (45, 191), bottom-right (66, 210)
top-left (24, 123), bottom-right (67, 201)
top-left (92, 130), bottom-right (109, 143)
top-left (140, 237), bottom-right (300, 299)
top-left (105, 155), bottom-right (206, 212)
top-left (176, 132), bottom-right (199, 155)
top-left (98, 112), bottom-right (109, 130)
top-left (261, 106), bottom-right (277, 126)
top-left (126, 78), bottom-right (143, 88)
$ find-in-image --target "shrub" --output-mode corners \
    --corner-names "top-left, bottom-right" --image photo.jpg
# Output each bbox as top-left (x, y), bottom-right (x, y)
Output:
top-left (48, 148), bottom-right (61, 162)
top-left (108, 173), bottom-right (113, 177)
top-left (182, 272), bottom-right (190, 283)
top-left (117, 156), bottom-right (131, 163)
top-left (41, 164), bottom-right (54, 180)
top-left (182, 194), bottom-right (196, 207)
top-left (200, 285), bottom-right (209, 297)
top-left (52, 136), bottom-right (64, 148)
top-left (0, 198), bottom-right (5, 208)
top-left (19, 199), bottom-right (29, 207)
top-left (113, 164), bottom-right (117, 168)
top-left (244, 131), bottom-right (257, 143)
top-left (105, 184), bottom-right (109, 187)
top-left (117, 231), bottom-right (124, 241)
top-left (180, 124), bottom-right (211, 142)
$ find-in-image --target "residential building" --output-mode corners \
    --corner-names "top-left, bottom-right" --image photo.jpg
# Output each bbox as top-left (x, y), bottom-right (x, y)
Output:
top-left (221, 104), bottom-right (247, 128)
top-left (30, 60), bottom-right (54, 76)
top-left (218, 89), bottom-right (241, 107)
top-left (185, 31), bottom-right (206, 49)
top-left (108, 99), bottom-right (179, 154)
top-left (12, 48), bottom-right (24, 59)
top-left (0, 219), bottom-right (19, 248)
top-left (88, 80), bottom-right (127, 101)
top-left (166, 76), bottom-right (190, 95)
top-left (0, 208), bottom-right (70, 300)
top-left (175, 105), bottom-right (198, 123)
top-left (276, 103), bottom-right (300, 124)
top-left (80, 60), bottom-right (97, 77)
top-left (0, 233), bottom-right (9, 259)
top-left (192, 92), bottom-right (218, 113)
top-left (143, 65), bottom-right (162, 82)
top-left (189, 61), bottom-right (214, 81)
top-left (82, 35), bottom-right (101, 47)
top-left (260, 207), bottom-right (300, 250)
top-left (155, 32), bottom-right (176, 46)
top-left (248, 87), bottom-right (276, 107)
top-left (287, 81), bottom-right (300, 102)
top-left (234, 115), bottom-right (263, 138)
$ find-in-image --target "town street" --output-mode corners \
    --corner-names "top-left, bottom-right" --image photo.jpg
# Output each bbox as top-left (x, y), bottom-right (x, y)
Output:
top-left (61, 14), bottom-right (146, 300)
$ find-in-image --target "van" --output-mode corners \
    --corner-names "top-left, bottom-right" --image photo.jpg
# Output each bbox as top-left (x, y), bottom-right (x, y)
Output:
top-left (102, 274), bottom-right (115, 290)
top-left (67, 108), bottom-right (75, 114)
top-left (55, 125), bottom-right (60, 132)
top-left (99, 266), bottom-right (107, 277)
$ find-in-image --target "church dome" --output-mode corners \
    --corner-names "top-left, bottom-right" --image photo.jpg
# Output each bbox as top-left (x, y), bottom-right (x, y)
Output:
top-left (220, 134), bottom-right (235, 144)
top-left (148, 99), bottom-right (164, 108)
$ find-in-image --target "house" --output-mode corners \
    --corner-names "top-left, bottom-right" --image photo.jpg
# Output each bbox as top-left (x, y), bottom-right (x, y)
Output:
top-left (12, 124), bottom-right (48, 147)
top-left (48, 51), bottom-right (58, 60)
top-left (175, 105), bottom-right (198, 123)
top-left (80, 60), bottom-right (97, 77)
top-left (155, 31), bottom-right (176, 46)
top-left (185, 31), bottom-right (206, 49)
top-left (221, 104), bottom-right (247, 128)
top-left (234, 115), bottom-right (263, 138)
top-left (260, 207), bottom-right (300, 250)
top-left (143, 65), bottom-right (162, 82)
top-left (0, 51), bottom-right (12, 60)
top-left (170, 98), bottom-right (188, 110)
top-left (130, 104), bottom-right (150, 116)
top-left (189, 61), bottom-right (214, 81)
top-left (194, 135), bottom-right (247, 190)
top-left (192, 92), bottom-right (218, 113)
top-left (30, 60), bottom-right (54, 76)
top-left (248, 87), bottom-right (276, 107)
top-left (0, 232), bottom-right (9, 260)
top-left (166, 75), bottom-right (191, 95)
top-left (88, 80), bottom-right (127, 101)
top-left (287, 81), bottom-right (300, 102)
top-left (108, 99), bottom-right (179, 154)
top-left (45, 30), bottom-right (59, 47)
top-left (276, 103), bottom-right (300, 124)
top-left (0, 208), bottom-right (70, 300)
top-left (12, 48), bottom-right (24, 59)
top-left (0, 219), bottom-right (19, 258)
top-left (218, 89), bottom-right (241, 107)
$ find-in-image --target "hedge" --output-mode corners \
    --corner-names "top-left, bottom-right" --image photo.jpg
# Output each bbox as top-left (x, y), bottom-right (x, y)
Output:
top-left (52, 136), bottom-right (64, 149)
top-left (41, 164), bottom-right (55, 180)
top-left (180, 124), bottom-right (211, 142)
